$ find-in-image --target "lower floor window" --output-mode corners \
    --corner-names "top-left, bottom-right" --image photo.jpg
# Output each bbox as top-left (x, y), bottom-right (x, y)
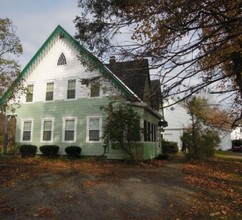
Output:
top-left (87, 117), bottom-right (101, 142)
top-left (63, 118), bottom-right (76, 142)
top-left (42, 119), bottom-right (53, 142)
top-left (144, 120), bottom-right (157, 142)
top-left (22, 120), bottom-right (33, 141)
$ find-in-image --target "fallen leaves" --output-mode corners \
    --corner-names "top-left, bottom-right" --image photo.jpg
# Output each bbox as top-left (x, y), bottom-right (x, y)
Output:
top-left (82, 179), bottom-right (103, 187)
top-left (33, 207), bottom-right (54, 218)
top-left (0, 206), bottom-right (17, 215)
top-left (183, 158), bottom-right (242, 219)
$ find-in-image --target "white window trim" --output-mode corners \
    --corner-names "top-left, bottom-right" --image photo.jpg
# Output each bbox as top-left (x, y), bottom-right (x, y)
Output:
top-left (20, 119), bottom-right (34, 142)
top-left (66, 78), bottom-right (77, 100)
top-left (86, 116), bottom-right (102, 143)
top-left (40, 118), bottom-right (54, 143)
top-left (89, 83), bottom-right (103, 99)
top-left (62, 117), bottom-right (77, 143)
top-left (25, 83), bottom-right (35, 103)
top-left (44, 81), bottom-right (55, 102)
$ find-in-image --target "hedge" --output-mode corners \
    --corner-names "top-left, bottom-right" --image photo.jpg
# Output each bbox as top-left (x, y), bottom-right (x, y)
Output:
top-left (65, 146), bottom-right (82, 158)
top-left (39, 145), bottom-right (59, 157)
top-left (19, 144), bottom-right (37, 158)
top-left (162, 140), bottom-right (179, 154)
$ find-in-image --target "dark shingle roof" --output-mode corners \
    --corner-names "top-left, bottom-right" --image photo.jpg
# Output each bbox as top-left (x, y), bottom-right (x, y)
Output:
top-left (106, 59), bottom-right (162, 111)
top-left (150, 80), bottom-right (162, 111)
top-left (106, 59), bottom-right (150, 103)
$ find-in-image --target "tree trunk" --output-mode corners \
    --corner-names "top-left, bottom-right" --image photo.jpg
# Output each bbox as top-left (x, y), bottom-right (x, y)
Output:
top-left (232, 52), bottom-right (242, 99)
top-left (191, 114), bottom-right (198, 160)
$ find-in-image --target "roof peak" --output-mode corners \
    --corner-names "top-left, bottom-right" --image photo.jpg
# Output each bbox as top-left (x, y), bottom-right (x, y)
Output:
top-left (0, 25), bottom-right (141, 106)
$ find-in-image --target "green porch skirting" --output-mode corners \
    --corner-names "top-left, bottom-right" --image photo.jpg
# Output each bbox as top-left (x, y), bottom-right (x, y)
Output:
top-left (106, 142), bottom-right (161, 160)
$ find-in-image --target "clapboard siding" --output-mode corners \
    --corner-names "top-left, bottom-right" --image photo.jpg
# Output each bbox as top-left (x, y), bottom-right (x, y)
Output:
top-left (18, 36), bottom-right (118, 103)
top-left (11, 26), bottom-right (162, 160)
top-left (16, 98), bottom-right (109, 154)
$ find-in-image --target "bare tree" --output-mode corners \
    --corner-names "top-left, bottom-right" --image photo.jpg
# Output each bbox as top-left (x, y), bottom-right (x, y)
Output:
top-left (74, 0), bottom-right (242, 123)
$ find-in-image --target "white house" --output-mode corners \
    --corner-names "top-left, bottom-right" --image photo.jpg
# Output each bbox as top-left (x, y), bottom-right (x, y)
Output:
top-left (231, 125), bottom-right (242, 140)
top-left (162, 98), bottom-right (190, 150)
top-left (1, 25), bottom-right (164, 160)
top-left (162, 98), bottom-right (232, 151)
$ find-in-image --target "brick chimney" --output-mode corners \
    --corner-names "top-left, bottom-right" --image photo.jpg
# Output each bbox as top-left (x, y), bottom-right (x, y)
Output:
top-left (109, 56), bottom-right (116, 64)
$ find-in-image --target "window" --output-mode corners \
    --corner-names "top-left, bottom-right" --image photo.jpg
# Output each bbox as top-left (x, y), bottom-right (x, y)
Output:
top-left (87, 117), bottom-right (101, 142)
top-left (45, 82), bottom-right (54, 101)
top-left (153, 124), bottom-right (157, 142)
top-left (144, 120), bottom-right (147, 141)
top-left (41, 119), bottom-right (53, 142)
top-left (63, 118), bottom-right (76, 142)
top-left (90, 82), bottom-right (100, 97)
top-left (26, 84), bottom-right (34, 102)
top-left (143, 120), bottom-right (156, 142)
top-left (151, 124), bottom-right (154, 142)
top-left (57, 53), bottom-right (66, 65)
top-left (22, 120), bottom-right (33, 141)
top-left (67, 79), bottom-right (76, 99)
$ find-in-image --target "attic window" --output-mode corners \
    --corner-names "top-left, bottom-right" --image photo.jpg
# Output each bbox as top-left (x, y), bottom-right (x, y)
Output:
top-left (57, 53), bottom-right (66, 65)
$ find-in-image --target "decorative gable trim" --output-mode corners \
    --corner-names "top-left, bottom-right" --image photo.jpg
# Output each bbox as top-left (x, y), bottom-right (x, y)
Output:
top-left (0, 25), bottom-right (141, 106)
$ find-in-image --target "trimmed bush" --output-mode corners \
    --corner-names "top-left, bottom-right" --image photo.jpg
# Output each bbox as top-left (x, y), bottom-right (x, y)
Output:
top-left (156, 154), bottom-right (169, 160)
top-left (232, 139), bottom-right (242, 147)
top-left (65, 146), bottom-right (82, 158)
top-left (39, 145), bottom-right (59, 157)
top-left (162, 140), bottom-right (179, 154)
top-left (19, 144), bottom-right (37, 158)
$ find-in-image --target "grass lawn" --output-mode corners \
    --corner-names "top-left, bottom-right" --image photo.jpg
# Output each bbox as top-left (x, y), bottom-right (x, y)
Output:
top-left (215, 150), bottom-right (242, 162)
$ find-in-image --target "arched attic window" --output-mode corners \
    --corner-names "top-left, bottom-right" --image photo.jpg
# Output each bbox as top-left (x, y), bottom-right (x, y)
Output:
top-left (57, 53), bottom-right (67, 65)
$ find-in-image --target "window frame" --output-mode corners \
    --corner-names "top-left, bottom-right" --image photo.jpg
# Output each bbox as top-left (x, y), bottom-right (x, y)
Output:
top-left (66, 79), bottom-right (76, 100)
top-left (143, 120), bottom-right (157, 142)
top-left (86, 116), bottom-right (102, 143)
top-left (40, 118), bottom-right (54, 143)
top-left (62, 117), bottom-right (77, 143)
top-left (45, 82), bottom-right (54, 101)
top-left (57, 52), bottom-right (67, 65)
top-left (90, 81), bottom-right (101, 98)
top-left (21, 119), bottom-right (34, 142)
top-left (26, 84), bottom-right (34, 103)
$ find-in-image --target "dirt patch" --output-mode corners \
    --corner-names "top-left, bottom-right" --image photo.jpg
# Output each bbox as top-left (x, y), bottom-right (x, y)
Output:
top-left (0, 158), bottom-right (196, 219)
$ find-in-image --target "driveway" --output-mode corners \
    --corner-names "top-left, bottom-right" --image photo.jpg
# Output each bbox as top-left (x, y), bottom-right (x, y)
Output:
top-left (0, 158), bottom-right (197, 220)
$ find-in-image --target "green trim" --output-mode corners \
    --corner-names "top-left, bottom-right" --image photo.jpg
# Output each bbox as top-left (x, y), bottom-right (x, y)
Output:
top-left (0, 25), bottom-right (140, 106)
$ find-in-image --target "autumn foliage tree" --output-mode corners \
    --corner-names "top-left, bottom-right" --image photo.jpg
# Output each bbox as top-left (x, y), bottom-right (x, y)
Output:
top-left (102, 102), bottom-right (141, 161)
top-left (181, 96), bottom-right (229, 159)
top-left (0, 18), bottom-right (23, 111)
top-left (74, 0), bottom-right (242, 123)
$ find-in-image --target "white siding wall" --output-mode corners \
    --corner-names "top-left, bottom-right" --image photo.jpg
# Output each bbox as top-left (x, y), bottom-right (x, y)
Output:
top-left (162, 98), bottom-right (233, 151)
top-left (219, 132), bottom-right (232, 151)
top-left (18, 36), bottom-right (119, 103)
top-left (163, 99), bottom-right (191, 150)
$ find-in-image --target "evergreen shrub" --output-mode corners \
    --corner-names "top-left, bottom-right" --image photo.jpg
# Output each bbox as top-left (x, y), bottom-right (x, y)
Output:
top-left (162, 140), bottom-right (179, 154)
top-left (65, 146), bottom-right (82, 158)
top-left (19, 144), bottom-right (37, 157)
top-left (39, 145), bottom-right (59, 157)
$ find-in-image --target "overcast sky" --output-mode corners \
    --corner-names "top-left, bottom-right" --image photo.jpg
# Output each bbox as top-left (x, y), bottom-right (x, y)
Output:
top-left (0, 0), bottom-right (80, 68)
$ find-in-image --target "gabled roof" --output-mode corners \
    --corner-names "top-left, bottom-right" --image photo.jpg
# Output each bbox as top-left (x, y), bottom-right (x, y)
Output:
top-left (0, 25), bottom-right (141, 106)
top-left (106, 59), bottom-right (153, 105)
top-left (106, 60), bottom-right (163, 111)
